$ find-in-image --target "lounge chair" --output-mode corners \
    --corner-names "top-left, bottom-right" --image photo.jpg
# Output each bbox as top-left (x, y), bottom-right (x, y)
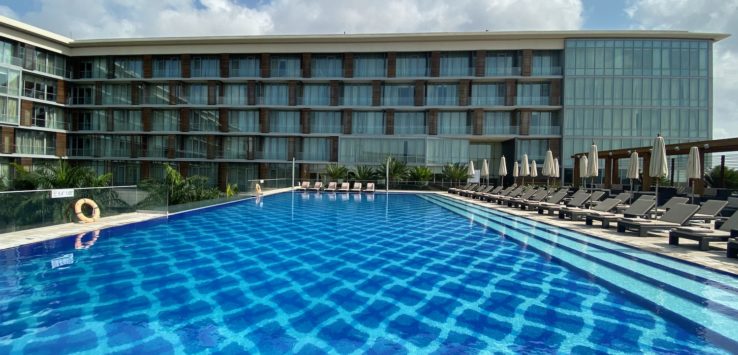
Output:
top-left (617, 203), bottom-right (700, 237)
top-left (559, 197), bottom-right (622, 221)
top-left (585, 198), bottom-right (656, 228)
top-left (296, 181), bottom-right (309, 191)
top-left (669, 210), bottom-right (738, 251)
top-left (308, 181), bottom-right (323, 191)
top-left (474, 185), bottom-right (501, 199)
top-left (651, 197), bottom-right (690, 216)
top-left (583, 190), bottom-right (606, 208)
top-left (688, 200), bottom-right (728, 222)
top-left (470, 186), bottom-right (495, 199)
top-left (489, 186), bottom-right (525, 204)
top-left (480, 185), bottom-right (514, 201)
top-left (338, 182), bottom-right (350, 192)
top-left (448, 183), bottom-right (472, 194)
top-left (538, 193), bottom-right (590, 215)
top-left (520, 189), bottom-right (569, 211)
top-left (461, 185), bottom-right (486, 197)
top-left (591, 192), bottom-right (631, 207)
top-left (351, 182), bottom-right (363, 192)
top-left (500, 188), bottom-right (539, 207)
top-left (509, 189), bottom-right (549, 209)
top-left (364, 182), bottom-right (375, 193)
top-left (457, 184), bottom-right (480, 196)
top-left (324, 181), bottom-right (337, 192)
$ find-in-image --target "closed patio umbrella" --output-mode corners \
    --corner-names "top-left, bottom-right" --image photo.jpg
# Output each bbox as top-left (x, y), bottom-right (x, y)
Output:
top-left (649, 135), bottom-right (668, 207)
top-left (513, 161), bottom-right (519, 184)
top-left (467, 160), bottom-right (475, 183)
top-left (481, 159), bottom-right (490, 186)
top-left (542, 149), bottom-right (555, 186)
top-left (588, 142), bottom-right (599, 191)
top-left (580, 155), bottom-right (589, 190)
top-left (687, 146), bottom-right (701, 204)
top-left (626, 151), bottom-right (639, 203)
top-left (521, 154), bottom-right (530, 186)
top-left (499, 156), bottom-right (508, 187)
top-left (530, 160), bottom-right (538, 179)
top-left (553, 158), bottom-right (560, 179)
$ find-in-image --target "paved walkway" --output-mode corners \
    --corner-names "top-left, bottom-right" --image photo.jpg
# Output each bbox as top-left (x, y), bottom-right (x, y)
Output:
top-left (444, 192), bottom-right (738, 276)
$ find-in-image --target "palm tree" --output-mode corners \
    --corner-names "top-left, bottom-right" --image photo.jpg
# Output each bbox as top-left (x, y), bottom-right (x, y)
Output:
top-left (377, 156), bottom-right (408, 183)
top-left (352, 165), bottom-right (377, 182)
top-left (325, 164), bottom-right (349, 182)
top-left (138, 164), bottom-right (221, 208)
top-left (408, 166), bottom-right (434, 184)
top-left (442, 163), bottom-right (469, 186)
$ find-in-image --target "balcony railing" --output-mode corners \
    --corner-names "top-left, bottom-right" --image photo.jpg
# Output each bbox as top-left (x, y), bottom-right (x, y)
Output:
top-left (529, 125), bottom-right (561, 135)
top-left (483, 126), bottom-right (519, 135)
top-left (15, 144), bottom-right (56, 156)
top-left (340, 97), bottom-right (373, 106)
top-left (23, 88), bottom-right (56, 102)
top-left (532, 66), bottom-right (563, 76)
top-left (394, 126), bottom-right (428, 135)
top-left (485, 67), bottom-right (521, 76)
top-left (516, 97), bottom-right (561, 106)
top-left (437, 126), bottom-right (473, 135)
top-left (470, 96), bottom-right (505, 106)
top-left (438, 67), bottom-right (474, 77)
top-left (426, 97), bottom-right (459, 106)
top-left (67, 97), bottom-right (94, 105)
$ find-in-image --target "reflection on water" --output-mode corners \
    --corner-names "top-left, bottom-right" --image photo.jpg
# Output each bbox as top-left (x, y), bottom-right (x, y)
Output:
top-left (74, 230), bottom-right (100, 250)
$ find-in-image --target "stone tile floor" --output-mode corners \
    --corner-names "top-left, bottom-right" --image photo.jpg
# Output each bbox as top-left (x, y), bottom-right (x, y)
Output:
top-left (444, 192), bottom-right (738, 276)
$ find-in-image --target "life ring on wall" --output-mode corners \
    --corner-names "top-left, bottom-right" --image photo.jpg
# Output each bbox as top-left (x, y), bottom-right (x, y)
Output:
top-left (255, 183), bottom-right (262, 195)
top-left (74, 198), bottom-right (100, 223)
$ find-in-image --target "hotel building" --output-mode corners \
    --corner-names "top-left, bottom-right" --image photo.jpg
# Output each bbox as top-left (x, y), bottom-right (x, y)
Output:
top-left (0, 17), bottom-right (726, 189)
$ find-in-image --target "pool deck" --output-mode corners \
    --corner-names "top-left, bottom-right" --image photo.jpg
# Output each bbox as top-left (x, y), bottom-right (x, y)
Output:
top-left (443, 192), bottom-right (738, 276)
top-left (0, 188), bottom-right (291, 251)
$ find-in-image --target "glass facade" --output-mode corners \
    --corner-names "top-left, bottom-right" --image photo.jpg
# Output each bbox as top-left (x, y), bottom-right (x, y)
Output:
top-left (562, 39), bottom-right (711, 171)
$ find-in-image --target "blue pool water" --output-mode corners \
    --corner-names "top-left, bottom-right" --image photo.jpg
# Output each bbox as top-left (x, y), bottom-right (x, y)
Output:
top-left (1, 192), bottom-right (737, 354)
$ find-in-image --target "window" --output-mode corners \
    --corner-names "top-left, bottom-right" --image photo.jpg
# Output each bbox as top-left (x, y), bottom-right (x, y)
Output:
top-left (70, 85), bottom-right (94, 105)
top-left (0, 96), bottom-right (18, 124)
top-left (486, 52), bottom-right (519, 76)
top-left (188, 84), bottom-right (208, 105)
top-left (437, 111), bottom-right (470, 135)
top-left (102, 84), bottom-right (131, 105)
top-left (269, 111), bottom-right (300, 133)
top-left (471, 83), bottom-right (505, 106)
top-left (32, 105), bottom-right (65, 129)
top-left (113, 57), bottom-right (143, 78)
top-left (482, 112), bottom-right (513, 135)
top-left (270, 55), bottom-right (301, 77)
top-left (0, 67), bottom-right (20, 96)
top-left (230, 56), bottom-right (260, 77)
top-left (302, 84), bottom-right (330, 105)
top-left (15, 130), bottom-right (55, 155)
top-left (223, 84), bottom-right (248, 105)
top-left (342, 84), bottom-right (372, 106)
top-left (396, 53), bottom-right (428, 77)
top-left (78, 57), bottom-right (107, 78)
top-left (262, 84), bottom-right (289, 105)
top-left (190, 110), bottom-right (219, 131)
top-left (394, 112), bottom-right (426, 134)
top-left (228, 110), bottom-right (258, 132)
top-left (439, 52), bottom-right (471, 76)
top-left (310, 111), bottom-right (342, 133)
top-left (302, 138), bottom-right (330, 161)
top-left (354, 54), bottom-right (386, 77)
top-left (352, 111), bottom-right (384, 135)
top-left (113, 110), bottom-right (142, 131)
top-left (312, 55), bottom-right (342, 77)
top-left (153, 57), bottom-right (181, 78)
top-left (516, 83), bottom-right (550, 105)
top-left (191, 56), bottom-right (220, 77)
top-left (147, 84), bottom-right (170, 105)
top-left (382, 84), bottom-right (415, 106)
top-left (426, 84), bottom-right (458, 106)
top-left (531, 51), bottom-right (561, 75)
top-left (152, 110), bottom-right (179, 131)
top-left (23, 75), bottom-right (56, 102)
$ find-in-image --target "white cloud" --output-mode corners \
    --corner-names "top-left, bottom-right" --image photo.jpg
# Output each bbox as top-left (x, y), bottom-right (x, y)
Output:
top-left (0, 5), bottom-right (17, 19)
top-left (626, 0), bottom-right (738, 139)
top-left (15, 0), bottom-right (583, 39)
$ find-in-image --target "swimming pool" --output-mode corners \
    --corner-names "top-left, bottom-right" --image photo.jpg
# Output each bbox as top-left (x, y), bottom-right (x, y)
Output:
top-left (1, 192), bottom-right (737, 353)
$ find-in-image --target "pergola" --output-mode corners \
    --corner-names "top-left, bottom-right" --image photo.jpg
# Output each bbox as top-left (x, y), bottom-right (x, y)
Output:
top-left (571, 137), bottom-right (738, 191)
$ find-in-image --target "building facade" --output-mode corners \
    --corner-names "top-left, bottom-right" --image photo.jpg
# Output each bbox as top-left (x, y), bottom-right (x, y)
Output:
top-left (0, 17), bottom-right (726, 189)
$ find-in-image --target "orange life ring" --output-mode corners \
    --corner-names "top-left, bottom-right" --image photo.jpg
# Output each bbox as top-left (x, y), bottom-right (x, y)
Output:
top-left (255, 183), bottom-right (262, 195)
top-left (74, 198), bottom-right (100, 223)
top-left (75, 230), bottom-right (100, 249)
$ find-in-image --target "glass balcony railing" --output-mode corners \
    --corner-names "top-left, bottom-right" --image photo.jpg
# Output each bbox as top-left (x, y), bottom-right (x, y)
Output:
top-left (340, 97), bottom-right (373, 106)
top-left (310, 125), bottom-right (343, 134)
top-left (483, 126), bottom-right (519, 135)
top-left (470, 96), bottom-right (505, 106)
top-left (15, 144), bottom-right (56, 156)
top-left (426, 97), bottom-right (459, 106)
top-left (23, 88), bottom-right (56, 102)
top-left (485, 67), bottom-right (521, 76)
top-left (531, 66), bottom-right (563, 76)
top-left (439, 67), bottom-right (474, 77)
top-left (516, 97), bottom-right (561, 106)
top-left (394, 126), bottom-right (427, 135)
top-left (437, 126), bottom-right (472, 135)
top-left (529, 125), bottom-right (561, 135)
top-left (67, 97), bottom-right (94, 105)
top-left (218, 96), bottom-right (249, 105)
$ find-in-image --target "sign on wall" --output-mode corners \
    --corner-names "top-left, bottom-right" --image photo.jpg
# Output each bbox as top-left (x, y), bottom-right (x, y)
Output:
top-left (50, 189), bottom-right (75, 199)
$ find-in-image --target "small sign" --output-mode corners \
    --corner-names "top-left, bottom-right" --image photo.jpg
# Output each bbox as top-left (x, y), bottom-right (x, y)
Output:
top-left (51, 253), bottom-right (74, 269)
top-left (50, 189), bottom-right (75, 199)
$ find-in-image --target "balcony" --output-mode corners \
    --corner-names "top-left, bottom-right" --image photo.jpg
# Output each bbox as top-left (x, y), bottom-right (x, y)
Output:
top-left (218, 96), bottom-right (249, 105)
top-left (531, 66), bottom-right (563, 76)
top-left (15, 144), bottom-right (56, 156)
top-left (67, 97), bottom-right (94, 105)
top-left (426, 97), bottom-right (459, 106)
top-left (394, 126), bottom-right (427, 135)
top-left (437, 126), bottom-right (472, 135)
top-left (470, 96), bottom-right (505, 106)
top-left (485, 67), bottom-right (521, 76)
top-left (439, 67), bottom-right (474, 77)
top-left (340, 97), bottom-right (372, 106)
top-left (23, 88), bottom-right (56, 102)
top-left (483, 126), bottom-right (519, 135)
top-left (529, 125), bottom-right (561, 136)
top-left (516, 97), bottom-right (560, 106)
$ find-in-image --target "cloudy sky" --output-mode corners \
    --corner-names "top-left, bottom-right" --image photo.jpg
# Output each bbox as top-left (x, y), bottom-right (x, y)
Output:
top-left (0, 0), bottom-right (736, 138)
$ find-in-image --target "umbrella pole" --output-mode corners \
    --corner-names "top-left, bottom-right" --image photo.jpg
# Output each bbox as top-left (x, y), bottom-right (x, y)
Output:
top-left (691, 179), bottom-right (695, 204)
top-left (655, 179), bottom-right (659, 214)
top-left (630, 178), bottom-right (634, 204)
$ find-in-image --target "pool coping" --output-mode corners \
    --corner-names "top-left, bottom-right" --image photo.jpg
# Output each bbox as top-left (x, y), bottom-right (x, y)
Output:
top-left (441, 192), bottom-right (738, 277)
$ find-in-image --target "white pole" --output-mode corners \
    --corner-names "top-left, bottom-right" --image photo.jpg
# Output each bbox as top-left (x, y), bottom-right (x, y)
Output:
top-left (291, 157), bottom-right (295, 191)
top-left (386, 157), bottom-right (390, 192)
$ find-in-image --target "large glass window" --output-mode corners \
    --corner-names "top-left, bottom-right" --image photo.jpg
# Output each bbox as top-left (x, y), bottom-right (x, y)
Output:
top-left (152, 110), bottom-right (179, 131)
top-left (342, 84), bottom-right (372, 106)
top-left (78, 57), bottom-right (107, 79)
top-left (263, 137), bottom-right (288, 160)
top-left (310, 111), bottom-right (342, 133)
top-left (23, 75), bottom-right (56, 102)
top-left (312, 55), bottom-right (342, 77)
top-left (486, 51), bottom-right (519, 76)
top-left (270, 55), bottom-right (301, 77)
top-left (223, 137), bottom-right (249, 159)
top-left (302, 138), bottom-right (330, 161)
top-left (269, 111), bottom-right (300, 133)
top-left (262, 84), bottom-right (288, 105)
top-left (188, 84), bottom-right (208, 105)
top-left (394, 111), bottom-right (426, 134)
top-left (302, 84), bottom-right (330, 105)
top-left (396, 53), bottom-right (428, 77)
top-left (113, 57), bottom-right (143, 78)
top-left (437, 111), bottom-right (470, 135)
top-left (153, 57), bottom-right (181, 78)
top-left (223, 84), bottom-right (248, 105)
top-left (102, 84), bottom-right (131, 105)
top-left (182, 136), bottom-right (208, 158)
top-left (382, 84), bottom-right (415, 106)
top-left (352, 111), bottom-right (384, 135)
top-left (146, 84), bottom-right (170, 105)
top-left (112, 110), bottom-right (142, 131)
top-left (191, 56), bottom-right (220, 77)
top-left (516, 83), bottom-right (550, 105)
top-left (0, 67), bottom-right (20, 96)
top-left (228, 110), bottom-right (258, 132)
top-left (339, 137), bottom-right (427, 165)
top-left (15, 130), bottom-right (55, 155)
top-left (69, 85), bottom-right (94, 105)
top-left (190, 110), bottom-right (219, 131)
top-left (230, 56), bottom-right (260, 77)
top-left (482, 112), bottom-right (514, 135)
top-left (471, 83), bottom-right (505, 106)
top-left (354, 54), bottom-right (386, 77)
top-left (440, 52), bottom-right (471, 76)
top-left (531, 51), bottom-right (562, 75)
top-left (426, 84), bottom-right (458, 106)
top-left (32, 105), bottom-right (65, 129)
top-left (0, 96), bottom-right (18, 124)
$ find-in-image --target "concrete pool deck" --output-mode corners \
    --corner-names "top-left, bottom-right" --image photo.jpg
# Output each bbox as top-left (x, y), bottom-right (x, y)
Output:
top-left (2, 188), bottom-right (737, 277)
top-left (443, 192), bottom-right (738, 276)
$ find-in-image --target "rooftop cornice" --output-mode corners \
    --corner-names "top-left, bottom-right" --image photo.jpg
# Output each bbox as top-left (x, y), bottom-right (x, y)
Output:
top-left (0, 15), bottom-right (729, 50)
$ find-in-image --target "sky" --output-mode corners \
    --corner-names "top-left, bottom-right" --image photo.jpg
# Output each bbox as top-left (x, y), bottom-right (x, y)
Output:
top-left (0, 0), bottom-right (736, 139)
